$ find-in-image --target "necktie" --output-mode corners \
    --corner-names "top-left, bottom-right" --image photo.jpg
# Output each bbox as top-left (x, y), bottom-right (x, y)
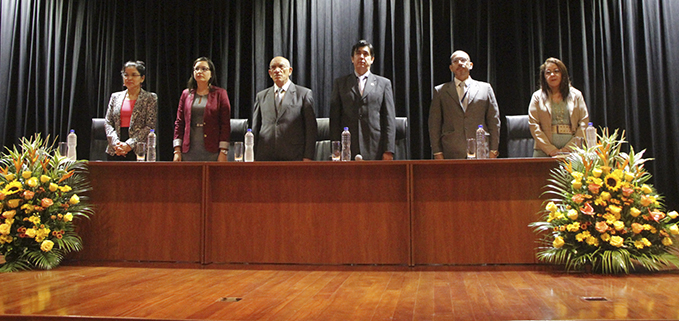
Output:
top-left (276, 88), bottom-right (284, 108)
top-left (459, 81), bottom-right (468, 111)
top-left (358, 76), bottom-right (365, 95)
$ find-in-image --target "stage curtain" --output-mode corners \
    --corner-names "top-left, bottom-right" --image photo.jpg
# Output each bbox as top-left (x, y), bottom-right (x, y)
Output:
top-left (1, 0), bottom-right (678, 209)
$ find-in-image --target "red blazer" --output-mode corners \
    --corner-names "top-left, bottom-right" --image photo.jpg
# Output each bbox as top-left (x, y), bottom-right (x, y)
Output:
top-left (173, 86), bottom-right (231, 153)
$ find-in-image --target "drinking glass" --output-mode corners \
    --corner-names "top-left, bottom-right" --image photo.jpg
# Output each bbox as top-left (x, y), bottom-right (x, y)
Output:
top-left (58, 142), bottom-right (68, 157)
top-left (466, 138), bottom-right (476, 159)
top-left (331, 141), bottom-right (341, 161)
top-left (136, 142), bottom-right (146, 162)
top-left (233, 142), bottom-right (243, 162)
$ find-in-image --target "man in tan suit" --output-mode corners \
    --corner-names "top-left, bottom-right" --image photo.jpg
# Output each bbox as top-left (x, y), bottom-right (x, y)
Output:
top-left (429, 50), bottom-right (501, 159)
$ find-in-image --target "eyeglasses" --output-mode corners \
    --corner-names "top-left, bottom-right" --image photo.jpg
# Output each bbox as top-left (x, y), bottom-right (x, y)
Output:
top-left (452, 57), bottom-right (469, 64)
top-left (194, 67), bottom-right (211, 72)
top-left (544, 69), bottom-right (561, 76)
top-left (121, 73), bottom-right (141, 78)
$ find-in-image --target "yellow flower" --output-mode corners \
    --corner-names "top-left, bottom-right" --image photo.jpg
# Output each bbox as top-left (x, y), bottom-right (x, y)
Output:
top-left (567, 222), bottom-right (581, 232)
top-left (59, 185), bottom-right (72, 193)
top-left (634, 239), bottom-right (645, 249)
top-left (603, 213), bottom-right (616, 224)
top-left (25, 228), bottom-right (36, 238)
top-left (576, 231), bottom-right (591, 242)
top-left (641, 184), bottom-right (653, 194)
top-left (64, 213), bottom-right (73, 222)
top-left (572, 180), bottom-right (582, 190)
top-left (608, 205), bottom-right (622, 219)
top-left (571, 172), bottom-right (584, 181)
top-left (600, 191), bottom-right (611, 201)
top-left (613, 221), bottom-right (625, 231)
top-left (663, 237), bottom-right (673, 246)
top-left (642, 238), bottom-right (652, 247)
top-left (546, 202), bottom-right (558, 212)
top-left (592, 168), bottom-right (603, 178)
top-left (21, 171), bottom-right (32, 179)
top-left (5, 173), bottom-right (15, 181)
top-left (28, 216), bottom-right (41, 225)
top-left (40, 175), bottom-right (51, 183)
top-left (40, 240), bottom-right (54, 252)
top-left (0, 223), bottom-right (10, 235)
top-left (586, 236), bottom-right (599, 246)
top-left (2, 210), bottom-right (16, 219)
top-left (601, 233), bottom-right (611, 242)
top-left (26, 177), bottom-right (39, 188)
top-left (624, 171), bottom-right (635, 182)
top-left (604, 174), bottom-right (622, 192)
top-left (567, 209), bottom-right (578, 220)
top-left (669, 224), bottom-right (679, 235)
top-left (630, 207), bottom-right (641, 217)
top-left (2, 181), bottom-right (23, 195)
top-left (610, 236), bottom-right (624, 247)
top-left (631, 223), bottom-right (644, 234)
top-left (7, 198), bottom-right (21, 208)
top-left (69, 194), bottom-right (80, 205)
top-left (49, 183), bottom-right (58, 192)
top-left (553, 236), bottom-right (565, 248)
top-left (669, 211), bottom-right (679, 219)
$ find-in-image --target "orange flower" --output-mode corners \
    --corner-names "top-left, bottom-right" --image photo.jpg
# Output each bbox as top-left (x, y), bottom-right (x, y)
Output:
top-left (572, 194), bottom-right (585, 204)
top-left (581, 203), bottom-right (595, 216)
top-left (40, 198), bottom-right (54, 208)
top-left (588, 183), bottom-right (601, 194)
top-left (650, 210), bottom-right (666, 222)
top-left (621, 187), bottom-right (634, 197)
top-left (595, 221), bottom-right (609, 233)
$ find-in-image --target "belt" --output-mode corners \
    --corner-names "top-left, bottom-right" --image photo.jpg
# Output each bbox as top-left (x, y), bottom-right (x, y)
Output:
top-left (551, 125), bottom-right (573, 135)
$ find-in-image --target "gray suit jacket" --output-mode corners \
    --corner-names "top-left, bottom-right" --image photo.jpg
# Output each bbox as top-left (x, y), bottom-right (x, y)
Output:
top-left (329, 72), bottom-right (396, 160)
top-left (428, 78), bottom-right (501, 159)
top-left (252, 82), bottom-right (317, 161)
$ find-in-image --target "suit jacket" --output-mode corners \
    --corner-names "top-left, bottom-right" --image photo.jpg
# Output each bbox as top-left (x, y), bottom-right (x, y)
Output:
top-left (428, 78), bottom-right (501, 159)
top-left (528, 87), bottom-right (589, 155)
top-left (329, 72), bottom-right (396, 160)
top-left (252, 82), bottom-right (318, 161)
top-left (104, 89), bottom-right (158, 156)
top-left (173, 86), bottom-right (231, 153)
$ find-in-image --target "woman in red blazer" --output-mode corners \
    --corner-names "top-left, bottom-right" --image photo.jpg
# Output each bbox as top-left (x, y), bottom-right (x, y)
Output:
top-left (173, 57), bottom-right (231, 161)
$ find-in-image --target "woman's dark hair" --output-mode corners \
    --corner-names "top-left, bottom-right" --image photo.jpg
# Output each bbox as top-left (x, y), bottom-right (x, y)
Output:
top-left (121, 61), bottom-right (146, 77)
top-left (187, 57), bottom-right (218, 90)
top-left (539, 57), bottom-right (570, 100)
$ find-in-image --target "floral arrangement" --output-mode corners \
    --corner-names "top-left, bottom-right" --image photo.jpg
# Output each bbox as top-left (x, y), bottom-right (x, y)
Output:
top-left (0, 134), bottom-right (91, 272)
top-left (530, 129), bottom-right (679, 274)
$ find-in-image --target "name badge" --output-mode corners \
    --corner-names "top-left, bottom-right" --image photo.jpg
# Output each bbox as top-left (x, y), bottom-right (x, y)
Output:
top-left (557, 125), bottom-right (571, 134)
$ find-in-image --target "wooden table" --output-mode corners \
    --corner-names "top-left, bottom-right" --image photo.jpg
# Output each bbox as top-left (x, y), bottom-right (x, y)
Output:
top-left (76, 159), bottom-right (556, 266)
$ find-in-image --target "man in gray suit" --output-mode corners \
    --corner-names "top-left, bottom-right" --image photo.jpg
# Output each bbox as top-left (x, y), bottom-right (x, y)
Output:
top-left (429, 50), bottom-right (501, 159)
top-left (252, 56), bottom-right (317, 161)
top-left (330, 40), bottom-right (396, 160)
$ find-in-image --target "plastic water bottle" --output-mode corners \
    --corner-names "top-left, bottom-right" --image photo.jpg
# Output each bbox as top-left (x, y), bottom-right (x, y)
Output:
top-left (585, 122), bottom-right (597, 149)
top-left (341, 127), bottom-right (351, 161)
top-left (244, 129), bottom-right (254, 162)
top-left (146, 129), bottom-right (157, 162)
top-left (475, 125), bottom-right (487, 159)
top-left (67, 129), bottom-right (77, 160)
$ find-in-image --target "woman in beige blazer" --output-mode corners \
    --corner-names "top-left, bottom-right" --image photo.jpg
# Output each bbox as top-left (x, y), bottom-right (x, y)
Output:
top-left (528, 58), bottom-right (589, 157)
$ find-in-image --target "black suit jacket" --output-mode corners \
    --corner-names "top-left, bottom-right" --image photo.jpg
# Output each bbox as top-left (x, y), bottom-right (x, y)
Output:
top-left (329, 72), bottom-right (396, 160)
top-left (252, 82), bottom-right (317, 161)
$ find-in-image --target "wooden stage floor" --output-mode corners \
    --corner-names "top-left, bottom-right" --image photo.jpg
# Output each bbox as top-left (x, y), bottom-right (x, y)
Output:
top-left (1, 264), bottom-right (679, 320)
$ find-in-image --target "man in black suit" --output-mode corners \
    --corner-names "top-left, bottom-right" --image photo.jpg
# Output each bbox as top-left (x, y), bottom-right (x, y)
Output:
top-left (330, 40), bottom-right (396, 160)
top-left (252, 56), bottom-right (317, 161)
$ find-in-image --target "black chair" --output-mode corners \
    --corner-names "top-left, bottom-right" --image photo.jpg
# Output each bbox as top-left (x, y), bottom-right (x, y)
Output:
top-left (89, 118), bottom-right (108, 161)
top-left (314, 117), bottom-right (409, 161)
top-left (228, 119), bottom-right (249, 161)
top-left (394, 117), bottom-right (409, 160)
top-left (505, 115), bottom-right (534, 158)
top-left (314, 118), bottom-right (331, 161)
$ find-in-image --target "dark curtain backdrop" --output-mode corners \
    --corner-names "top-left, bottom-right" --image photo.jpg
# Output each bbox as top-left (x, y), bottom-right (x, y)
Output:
top-left (1, 0), bottom-right (678, 210)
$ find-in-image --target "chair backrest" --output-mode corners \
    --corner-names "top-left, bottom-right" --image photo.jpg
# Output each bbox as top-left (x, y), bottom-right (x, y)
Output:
top-left (228, 118), bottom-right (249, 161)
top-left (314, 118), bottom-right (331, 161)
top-left (89, 118), bottom-right (108, 161)
top-left (394, 117), bottom-right (409, 160)
top-left (505, 115), bottom-right (534, 158)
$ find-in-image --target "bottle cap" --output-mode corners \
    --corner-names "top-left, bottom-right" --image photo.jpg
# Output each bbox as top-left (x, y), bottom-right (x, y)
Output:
top-left (150, 129), bottom-right (155, 133)
top-left (588, 122), bottom-right (593, 126)
top-left (344, 127), bottom-right (349, 131)
top-left (70, 129), bottom-right (75, 133)
top-left (247, 128), bottom-right (252, 132)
